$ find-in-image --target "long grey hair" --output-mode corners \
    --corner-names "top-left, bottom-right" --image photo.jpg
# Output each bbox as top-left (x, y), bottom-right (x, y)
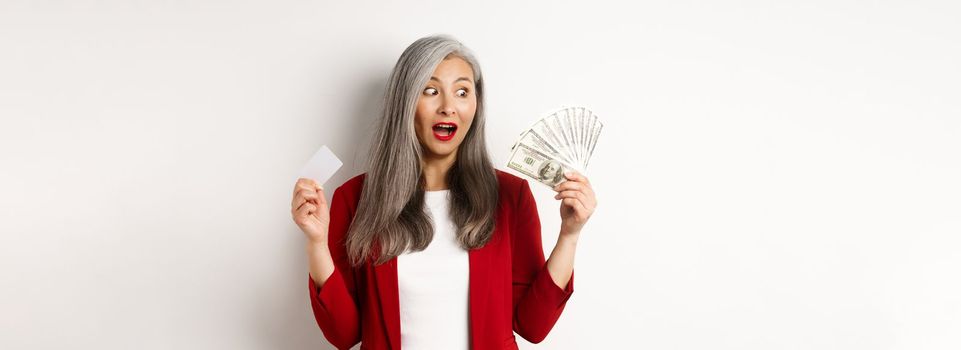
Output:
top-left (345, 35), bottom-right (500, 266)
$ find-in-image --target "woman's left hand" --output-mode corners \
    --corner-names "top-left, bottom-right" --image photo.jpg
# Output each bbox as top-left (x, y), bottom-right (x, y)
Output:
top-left (553, 171), bottom-right (597, 237)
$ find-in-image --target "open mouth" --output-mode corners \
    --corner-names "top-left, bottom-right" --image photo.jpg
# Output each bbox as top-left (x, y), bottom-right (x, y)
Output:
top-left (432, 122), bottom-right (458, 141)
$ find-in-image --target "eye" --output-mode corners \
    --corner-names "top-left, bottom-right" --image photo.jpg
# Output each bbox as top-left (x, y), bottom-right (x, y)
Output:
top-left (456, 88), bottom-right (469, 97)
top-left (423, 87), bottom-right (438, 96)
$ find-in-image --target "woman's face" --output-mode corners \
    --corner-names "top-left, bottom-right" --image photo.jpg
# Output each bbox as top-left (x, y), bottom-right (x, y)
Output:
top-left (414, 56), bottom-right (477, 160)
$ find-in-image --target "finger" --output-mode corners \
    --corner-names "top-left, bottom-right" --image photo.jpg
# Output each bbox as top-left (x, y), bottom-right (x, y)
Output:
top-left (294, 182), bottom-right (322, 197)
top-left (292, 196), bottom-right (318, 212)
top-left (577, 192), bottom-right (597, 212)
top-left (556, 189), bottom-right (596, 212)
top-left (554, 190), bottom-right (587, 203)
top-left (294, 198), bottom-right (316, 213)
top-left (558, 182), bottom-right (595, 201)
top-left (297, 177), bottom-right (320, 188)
top-left (571, 185), bottom-right (596, 208)
top-left (563, 176), bottom-right (595, 199)
top-left (562, 197), bottom-right (590, 219)
top-left (577, 195), bottom-right (595, 213)
top-left (294, 202), bottom-right (316, 222)
top-left (315, 188), bottom-right (329, 214)
top-left (293, 187), bottom-right (319, 201)
top-left (561, 171), bottom-right (593, 188)
top-left (563, 171), bottom-right (590, 186)
top-left (292, 189), bottom-right (320, 209)
top-left (294, 178), bottom-right (323, 196)
top-left (294, 178), bottom-right (311, 195)
top-left (296, 188), bottom-right (327, 218)
top-left (553, 181), bottom-right (582, 193)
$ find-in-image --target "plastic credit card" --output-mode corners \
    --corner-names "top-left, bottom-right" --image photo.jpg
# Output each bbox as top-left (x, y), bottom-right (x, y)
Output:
top-left (298, 145), bottom-right (342, 188)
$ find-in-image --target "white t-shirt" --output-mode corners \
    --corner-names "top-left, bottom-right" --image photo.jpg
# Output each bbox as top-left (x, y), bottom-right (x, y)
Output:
top-left (396, 189), bottom-right (470, 350)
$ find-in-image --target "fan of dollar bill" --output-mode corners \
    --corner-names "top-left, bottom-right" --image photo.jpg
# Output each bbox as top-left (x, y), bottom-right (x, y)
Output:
top-left (507, 106), bottom-right (603, 187)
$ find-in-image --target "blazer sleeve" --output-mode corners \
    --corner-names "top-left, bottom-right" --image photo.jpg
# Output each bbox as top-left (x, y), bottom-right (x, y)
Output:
top-left (307, 185), bottom-right (361, 350)
top-left (510, 178), bottom-right (575, 344)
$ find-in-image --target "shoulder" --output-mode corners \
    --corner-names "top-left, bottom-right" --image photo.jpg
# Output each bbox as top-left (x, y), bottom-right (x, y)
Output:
top-left (495, 169), bottom-right (532, 204)
top-left (495, 168), bottom-right (527, 191)
top-left (331, 173), bottom-right (367, 205)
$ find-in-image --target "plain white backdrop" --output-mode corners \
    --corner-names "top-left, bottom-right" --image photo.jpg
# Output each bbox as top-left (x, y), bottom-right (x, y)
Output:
top-left (1, 1), bottom-right (959, 349)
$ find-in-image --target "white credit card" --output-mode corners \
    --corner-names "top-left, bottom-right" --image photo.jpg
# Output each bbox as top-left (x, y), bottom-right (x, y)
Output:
top-left (298, 145), bottom-right (342, 187)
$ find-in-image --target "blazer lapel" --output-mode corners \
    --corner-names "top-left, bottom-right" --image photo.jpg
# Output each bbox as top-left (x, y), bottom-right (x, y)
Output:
top-left (468, 244), bottom-right (492, 348)
top-left (373, 257), bottom-right (401, 350)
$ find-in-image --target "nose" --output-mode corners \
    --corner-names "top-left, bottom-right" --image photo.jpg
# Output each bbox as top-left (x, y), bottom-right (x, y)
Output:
top-left (438, 94), bottom-right (456, 117)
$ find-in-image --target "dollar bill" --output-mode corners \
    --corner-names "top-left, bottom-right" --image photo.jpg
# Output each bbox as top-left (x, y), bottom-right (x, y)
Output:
top-left (545, 113), bottom-right (575, 165)
top-left (507, 143), bottom-right (578, 188)
top-left (512, 129), bottom-right (576, 167)
top-left (508, 106), bottom-right (602, 187)
top-left (586, 114), bottom-right (602, 168)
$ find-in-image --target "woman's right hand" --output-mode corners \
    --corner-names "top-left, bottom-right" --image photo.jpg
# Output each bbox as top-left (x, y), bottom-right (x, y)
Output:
top-left (291, 178), bottom-right (330, 244)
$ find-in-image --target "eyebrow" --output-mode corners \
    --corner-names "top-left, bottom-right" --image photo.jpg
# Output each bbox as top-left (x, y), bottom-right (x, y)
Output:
top-left (430, 76), bottom-right (473, 84)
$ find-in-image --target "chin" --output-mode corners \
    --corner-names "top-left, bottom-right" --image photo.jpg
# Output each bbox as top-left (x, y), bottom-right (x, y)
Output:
top-left (427, 147), bottom-right (456, 157)
top-left (424, 142), bottom-right (461, 158)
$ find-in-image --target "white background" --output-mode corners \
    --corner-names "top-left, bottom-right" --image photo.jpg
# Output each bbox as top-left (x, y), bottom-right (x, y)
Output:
top-left (2, 1), bottom-right (959, 349)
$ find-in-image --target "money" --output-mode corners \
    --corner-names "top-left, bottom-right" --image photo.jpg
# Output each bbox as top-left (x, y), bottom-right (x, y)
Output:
top-left (508, 106), bottom-right (603, 187)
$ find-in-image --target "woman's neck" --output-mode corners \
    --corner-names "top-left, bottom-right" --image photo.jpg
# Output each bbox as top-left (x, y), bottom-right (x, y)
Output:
top-left (420, 152), bottom-right (456, 191)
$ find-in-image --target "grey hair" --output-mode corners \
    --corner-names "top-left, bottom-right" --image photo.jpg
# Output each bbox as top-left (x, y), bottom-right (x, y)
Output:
top-left (346, 34), bottom-right (499, 266)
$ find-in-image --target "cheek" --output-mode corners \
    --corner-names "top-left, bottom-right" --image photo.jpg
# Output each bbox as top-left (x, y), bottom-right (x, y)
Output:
top-left (415, 99), bottom-right (429, 121)
top-left (459, 98), bottom-right (477, 132)
top-left (464, 97), bottom-right (477, 114)
top-left (415, 101), bottom-right (433, 128)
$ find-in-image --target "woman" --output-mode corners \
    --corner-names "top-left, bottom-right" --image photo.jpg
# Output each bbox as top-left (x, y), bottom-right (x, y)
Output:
top-left (290, 35), bottom-right (597, 350)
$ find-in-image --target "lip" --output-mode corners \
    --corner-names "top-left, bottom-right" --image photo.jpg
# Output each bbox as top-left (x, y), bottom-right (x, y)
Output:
top-left (431, 122), bottom-right (458, 141)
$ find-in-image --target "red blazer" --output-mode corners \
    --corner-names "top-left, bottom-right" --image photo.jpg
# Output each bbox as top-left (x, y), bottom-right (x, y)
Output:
top-left (308, 170), bottom-right (574, 350)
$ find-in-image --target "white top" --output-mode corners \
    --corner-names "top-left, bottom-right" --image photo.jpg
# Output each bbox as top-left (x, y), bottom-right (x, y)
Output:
top-left (396, 190), bottom-right (470, 350)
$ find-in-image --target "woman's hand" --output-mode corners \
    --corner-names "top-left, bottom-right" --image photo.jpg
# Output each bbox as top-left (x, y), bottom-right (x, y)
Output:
top-left (291, 178), bottom-right (330, 244)
top-left (552, 171), bottom-right (597, 237)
